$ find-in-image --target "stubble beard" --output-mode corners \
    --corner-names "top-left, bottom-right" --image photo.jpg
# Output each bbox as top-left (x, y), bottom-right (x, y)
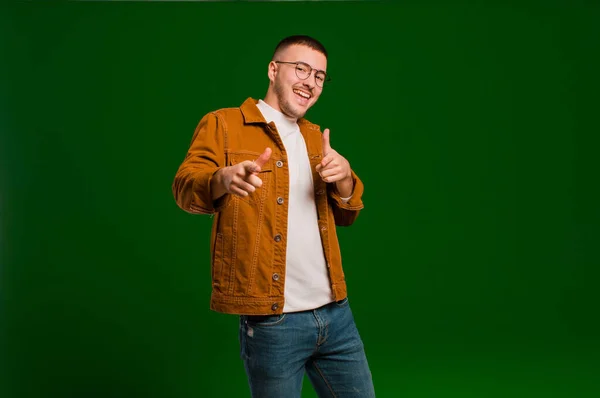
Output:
top-left (274, 80), bottom-right (305, 120)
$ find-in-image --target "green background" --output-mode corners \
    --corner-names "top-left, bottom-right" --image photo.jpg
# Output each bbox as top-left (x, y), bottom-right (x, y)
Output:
top-left (1, 1), bottom-right (599, 397)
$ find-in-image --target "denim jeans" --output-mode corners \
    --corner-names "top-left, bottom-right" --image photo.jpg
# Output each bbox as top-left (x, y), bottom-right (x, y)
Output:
top-left (239, 298), bottom-right (375, 397)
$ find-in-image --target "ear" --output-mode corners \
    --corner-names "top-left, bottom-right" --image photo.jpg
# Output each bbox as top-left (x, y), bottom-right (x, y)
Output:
top-left (267, 61), bottom-right (277, 83)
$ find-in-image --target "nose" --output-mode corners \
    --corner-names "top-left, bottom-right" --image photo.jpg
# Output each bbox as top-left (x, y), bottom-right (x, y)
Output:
top-left (302, 73), bottom-right (316, 89)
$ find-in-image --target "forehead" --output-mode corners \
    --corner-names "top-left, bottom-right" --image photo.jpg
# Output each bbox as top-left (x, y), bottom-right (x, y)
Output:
top-left (280, 44), bottom-right (327, 71)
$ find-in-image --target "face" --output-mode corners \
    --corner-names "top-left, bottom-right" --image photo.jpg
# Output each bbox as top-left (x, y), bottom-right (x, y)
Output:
top-left (267, 44), bottom-right (328, 119)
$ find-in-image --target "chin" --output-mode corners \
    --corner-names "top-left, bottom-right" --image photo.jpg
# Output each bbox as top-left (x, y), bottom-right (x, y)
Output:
top-left (293, 108), bottom-right (307, 119)
top-left (292, 102), bottom-right (311, 118)
top-left (282, 102), bottom-right (305, 119)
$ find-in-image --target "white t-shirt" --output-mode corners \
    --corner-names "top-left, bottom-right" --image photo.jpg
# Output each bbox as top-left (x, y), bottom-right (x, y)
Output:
top-left (256, 100), bottom-right (334, 312)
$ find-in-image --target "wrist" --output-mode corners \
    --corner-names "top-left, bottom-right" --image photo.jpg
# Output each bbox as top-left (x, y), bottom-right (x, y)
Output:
top-left (335, 173), bottom-right (354, 198)
top-left (211, 168), bottom-right (227, 201)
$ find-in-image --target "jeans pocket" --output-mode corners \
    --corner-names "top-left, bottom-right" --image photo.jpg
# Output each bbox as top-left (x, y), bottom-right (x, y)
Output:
top-left (335, 297), bottom-right (349, 307)
top-left (245, 313), bottom-right (286, 327)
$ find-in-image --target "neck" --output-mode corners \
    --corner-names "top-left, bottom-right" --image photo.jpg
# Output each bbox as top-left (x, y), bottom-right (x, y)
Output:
top-left (263, 91), bottom-right (297, 122)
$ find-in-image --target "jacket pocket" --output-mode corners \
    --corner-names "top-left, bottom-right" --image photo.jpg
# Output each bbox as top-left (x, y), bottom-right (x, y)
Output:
top-left (212, 232), bottom-right (224, 289)
top-left (228, 152), bottom-right (273, 206)
top-left (228, 151), bottom-right (274, 171)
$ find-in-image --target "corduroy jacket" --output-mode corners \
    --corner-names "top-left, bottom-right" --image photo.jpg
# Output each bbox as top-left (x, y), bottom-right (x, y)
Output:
top-left (172, 97), bottom-right (364, 315)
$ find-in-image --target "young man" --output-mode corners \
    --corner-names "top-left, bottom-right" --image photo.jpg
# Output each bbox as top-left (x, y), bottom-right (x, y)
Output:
top-left (172, 35), bottom-right (375, 397)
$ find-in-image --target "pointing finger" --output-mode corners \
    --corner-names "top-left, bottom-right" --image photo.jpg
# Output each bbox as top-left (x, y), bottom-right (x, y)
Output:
top-left (320, 154), bottom-right (335, 169)
top-left (243, 160), bottom-right (261, 174)
top-left (254, 147), bottom-right (272, 168)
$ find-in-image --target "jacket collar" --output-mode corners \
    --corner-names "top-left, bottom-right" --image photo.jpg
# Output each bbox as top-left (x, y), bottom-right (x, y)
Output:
top-left (240, 97), bottom-right (320, 131)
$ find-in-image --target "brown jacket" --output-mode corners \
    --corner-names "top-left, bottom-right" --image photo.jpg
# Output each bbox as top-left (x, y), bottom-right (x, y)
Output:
top-left (172, 98), bottom-right (365, 315)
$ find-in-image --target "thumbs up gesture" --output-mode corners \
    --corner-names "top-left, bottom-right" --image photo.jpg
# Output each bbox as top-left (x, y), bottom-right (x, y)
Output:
top-left (315, 128), bottom-right (354, 197)
top-left (211, 147), bottom-right (272, 200)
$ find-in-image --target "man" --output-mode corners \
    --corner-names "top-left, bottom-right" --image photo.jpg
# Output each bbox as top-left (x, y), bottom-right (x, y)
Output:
top-left (172, 35), bottom-right (375, 397)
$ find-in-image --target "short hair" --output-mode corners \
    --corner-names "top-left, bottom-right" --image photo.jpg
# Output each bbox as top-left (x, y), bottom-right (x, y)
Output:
top-left (272, 35), bottom-right (328, 60)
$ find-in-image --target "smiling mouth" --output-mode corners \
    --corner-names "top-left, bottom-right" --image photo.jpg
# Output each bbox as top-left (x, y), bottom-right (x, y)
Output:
top-left (293, 88), bottom-right (311, 100)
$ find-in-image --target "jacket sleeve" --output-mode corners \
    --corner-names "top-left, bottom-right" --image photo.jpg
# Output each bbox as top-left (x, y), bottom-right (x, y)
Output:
top-left (172, 112), bottom-right (231, 215)
top-left (327, 169), bottom-right (365, 226)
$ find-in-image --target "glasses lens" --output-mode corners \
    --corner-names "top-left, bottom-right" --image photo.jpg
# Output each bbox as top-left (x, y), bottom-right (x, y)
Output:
top-left (315, 72), bottom-right (327, 88)
top-left (291, 62), bottom-right (328, 88)
top-left (295, 63), bottom-right (310, 79)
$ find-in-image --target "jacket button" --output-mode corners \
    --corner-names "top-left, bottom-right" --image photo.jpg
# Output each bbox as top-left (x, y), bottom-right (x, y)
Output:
top-left (272, 273), bottom-right (280, 281)
top-left (276, 160), bottom-right (284, 168)
top-left (274, 234), bottom-right (282, 242)
top-left (271, 303), bottom-right (279, 311)
top-left (277, 197), bottom-right (284, 204)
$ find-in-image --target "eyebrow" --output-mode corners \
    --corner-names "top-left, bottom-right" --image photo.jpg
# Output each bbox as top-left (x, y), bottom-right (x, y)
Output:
top-left (296, 61), bottom-right (327, 74)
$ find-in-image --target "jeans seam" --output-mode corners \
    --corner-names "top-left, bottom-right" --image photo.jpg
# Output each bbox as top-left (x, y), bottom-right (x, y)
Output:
top-left (313, 311), bottom-right (327, 348)
top-left (313, 361), bottom-right (337, 398)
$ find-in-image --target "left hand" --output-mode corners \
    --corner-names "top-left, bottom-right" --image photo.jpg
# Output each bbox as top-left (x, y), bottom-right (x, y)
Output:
top-left (315, 129), bottom-right (353, 195)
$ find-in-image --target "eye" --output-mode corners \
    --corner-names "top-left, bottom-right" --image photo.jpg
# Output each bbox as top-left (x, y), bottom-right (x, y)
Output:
top-left (297, 65), bottom-right (309, 73)
top-left (316, 74), bottom-right (325, 82)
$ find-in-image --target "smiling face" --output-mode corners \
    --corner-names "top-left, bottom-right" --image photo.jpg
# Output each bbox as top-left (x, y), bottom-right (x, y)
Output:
top-left (264, 44), bottom-right (328, 120)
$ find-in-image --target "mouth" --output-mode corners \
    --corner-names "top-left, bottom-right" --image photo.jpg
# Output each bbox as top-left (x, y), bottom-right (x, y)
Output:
top-left (293, 88), bottom-right (312, 104)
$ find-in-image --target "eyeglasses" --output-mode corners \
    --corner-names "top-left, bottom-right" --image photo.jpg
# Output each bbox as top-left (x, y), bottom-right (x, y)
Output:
top-left (274, 61), bottom-right (331, 88)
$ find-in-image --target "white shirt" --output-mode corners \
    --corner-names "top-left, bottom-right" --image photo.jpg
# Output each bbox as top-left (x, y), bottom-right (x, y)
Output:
top-left (256, 100), bottom-right (334, 312)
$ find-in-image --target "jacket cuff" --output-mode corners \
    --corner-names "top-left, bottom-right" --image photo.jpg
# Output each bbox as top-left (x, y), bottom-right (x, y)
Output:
top-left (329, 170), bottom-right (364, 210)
top-left (190, 168), bottom-right (231, 214)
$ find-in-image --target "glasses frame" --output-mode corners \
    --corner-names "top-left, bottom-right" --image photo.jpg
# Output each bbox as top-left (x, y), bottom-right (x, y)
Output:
top-left (274, 61), bottom-right (331, 87)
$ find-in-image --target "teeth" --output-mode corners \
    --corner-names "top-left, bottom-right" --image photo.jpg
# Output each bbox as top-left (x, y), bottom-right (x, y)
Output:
top-left (293, 89), bottom-right (310, 99)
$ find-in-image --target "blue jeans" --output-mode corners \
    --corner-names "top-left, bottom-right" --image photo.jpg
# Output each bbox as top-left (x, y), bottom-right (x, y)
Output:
top-left (239, 298), bottom-right (375, 397)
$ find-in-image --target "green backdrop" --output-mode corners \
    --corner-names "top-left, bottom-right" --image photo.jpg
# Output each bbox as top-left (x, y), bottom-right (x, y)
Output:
top-left (1, 1), bottom-right (599, 397)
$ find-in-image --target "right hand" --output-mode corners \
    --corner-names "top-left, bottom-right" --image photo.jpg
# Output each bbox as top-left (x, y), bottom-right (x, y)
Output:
top-left (215, 147), bottom-right (272, 198)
